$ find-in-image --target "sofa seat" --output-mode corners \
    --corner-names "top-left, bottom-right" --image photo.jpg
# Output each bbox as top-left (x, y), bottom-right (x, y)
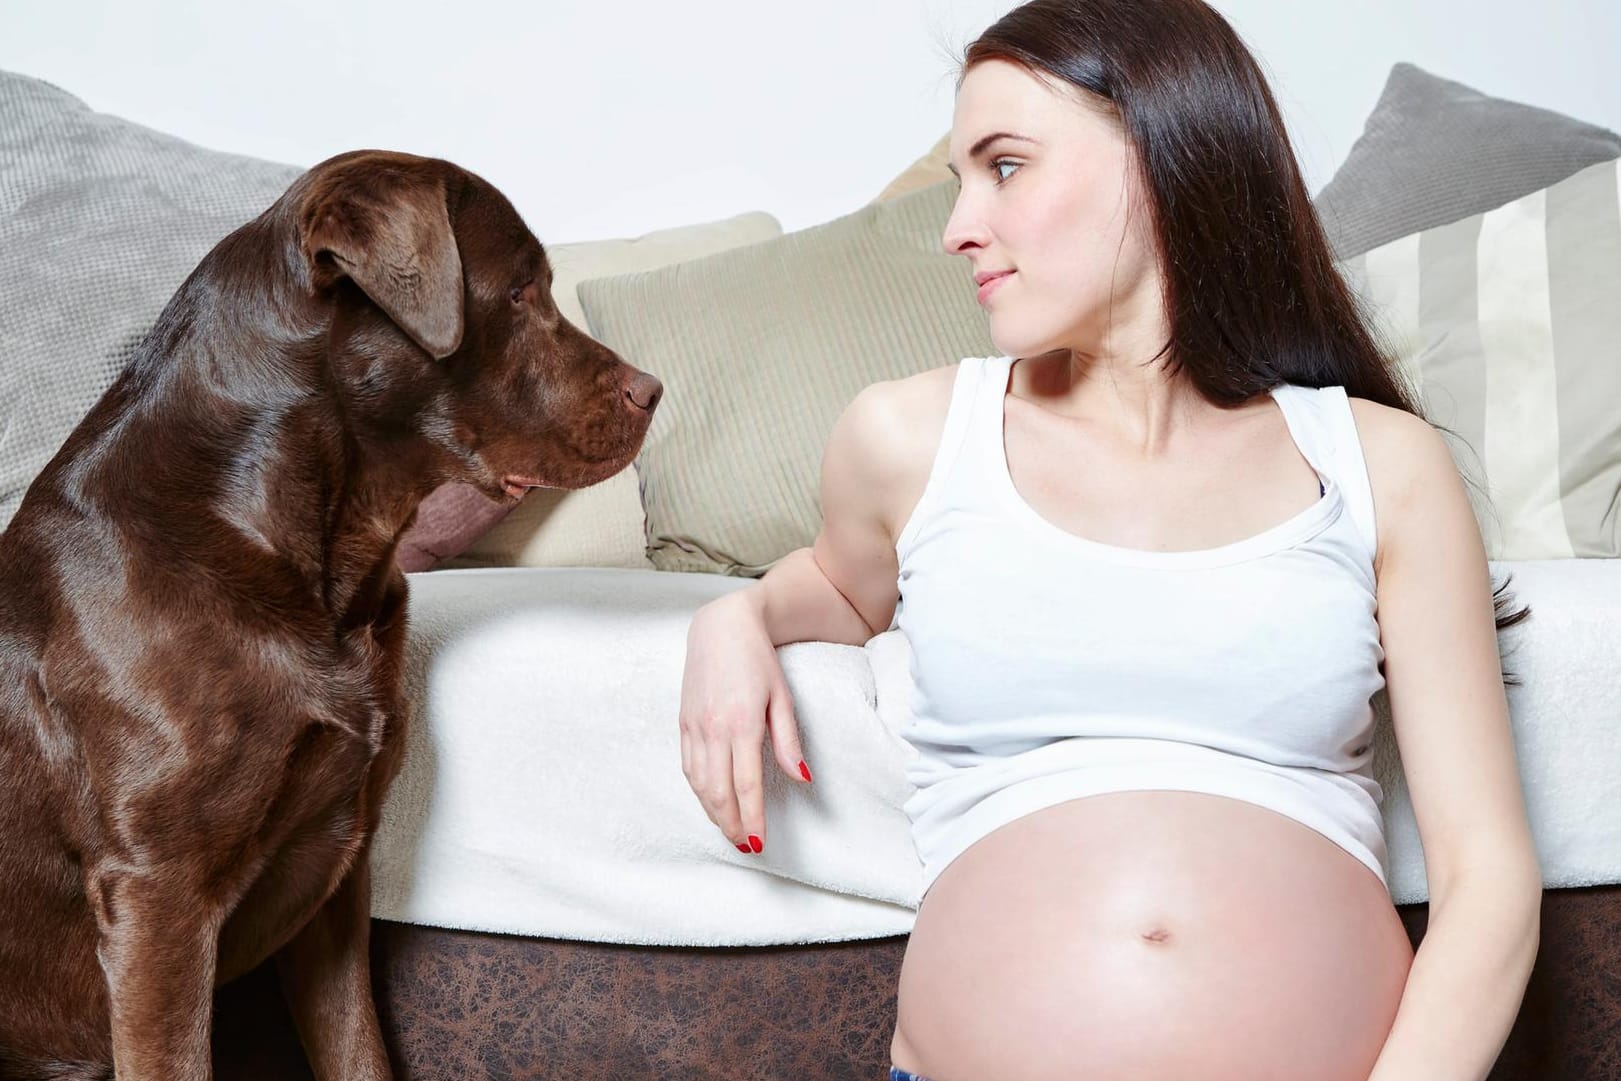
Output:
top-left (374, 560), bottom-right (1621, 948)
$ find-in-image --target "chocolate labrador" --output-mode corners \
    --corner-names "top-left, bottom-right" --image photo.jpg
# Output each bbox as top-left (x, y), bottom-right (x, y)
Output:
top-left (0, 149), bottom-right (661, 1079)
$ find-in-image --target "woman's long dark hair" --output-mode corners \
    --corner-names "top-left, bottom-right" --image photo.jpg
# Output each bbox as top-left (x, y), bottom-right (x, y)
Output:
top-left (959, 0), bottom-right (1531, 680)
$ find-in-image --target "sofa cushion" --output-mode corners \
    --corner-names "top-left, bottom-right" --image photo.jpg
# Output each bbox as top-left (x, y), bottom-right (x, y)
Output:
top-left (575, 180), bottom-right (994, 576)
top-left (1315, 62), bottom-right (1621, 259)
top-left (1337, 157), bottom-right (1621, 560)
top-left (873, 134), bottom-right (951, 203)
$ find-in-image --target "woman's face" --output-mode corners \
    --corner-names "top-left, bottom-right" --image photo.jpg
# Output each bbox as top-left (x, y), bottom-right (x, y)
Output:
top-left (943, 59), bottom-right (1165, 361)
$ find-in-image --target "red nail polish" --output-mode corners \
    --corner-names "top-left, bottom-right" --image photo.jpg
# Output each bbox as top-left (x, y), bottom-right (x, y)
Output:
top-left (748, 835), bottom-right (763, 853)
top-left (799, 760), bottom-right (813, 782)
top-left (736, 843), bottom-right (751, 853)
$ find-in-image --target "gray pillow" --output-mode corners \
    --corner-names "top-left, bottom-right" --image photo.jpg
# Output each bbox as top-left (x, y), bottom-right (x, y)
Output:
top-left (0, 69), bottom-right (303, 533)
top-left (1314, 62), bottom-right (1621, 260)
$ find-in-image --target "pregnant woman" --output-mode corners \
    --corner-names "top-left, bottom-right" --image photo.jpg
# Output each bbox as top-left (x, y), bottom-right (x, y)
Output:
top-left (679, 1), bottom-right (1543, 1078)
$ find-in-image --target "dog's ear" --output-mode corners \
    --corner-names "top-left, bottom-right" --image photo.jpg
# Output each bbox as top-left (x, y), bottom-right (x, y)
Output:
top-left (299, 162), bottom-right (465, 359)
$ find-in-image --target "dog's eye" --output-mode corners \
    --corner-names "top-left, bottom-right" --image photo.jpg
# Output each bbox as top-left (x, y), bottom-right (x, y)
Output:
top-left (510, 280), bottom-right (535, 305)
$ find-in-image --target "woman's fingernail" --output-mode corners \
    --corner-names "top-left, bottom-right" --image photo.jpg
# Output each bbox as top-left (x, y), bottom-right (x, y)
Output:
top-left (799, 760), bottom-right (813, 782)
top-left (748, 835), bottom-right (763, 853)
top-left (736, 843), bottom-right (751, 853)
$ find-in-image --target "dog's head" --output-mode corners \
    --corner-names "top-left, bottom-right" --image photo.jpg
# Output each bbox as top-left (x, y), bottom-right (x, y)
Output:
top-left (290, 149), bottom-right (660, 501)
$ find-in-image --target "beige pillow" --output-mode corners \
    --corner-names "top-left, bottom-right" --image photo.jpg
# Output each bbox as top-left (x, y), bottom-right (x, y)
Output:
top-left (1337, 157), bottom-right (1621, 559)
top-left (441, 210), bottom-right (782, 571)
top-left (576, 180), bottom-right (994, 576)
top-left (874, 135), bottom-right (952, 203)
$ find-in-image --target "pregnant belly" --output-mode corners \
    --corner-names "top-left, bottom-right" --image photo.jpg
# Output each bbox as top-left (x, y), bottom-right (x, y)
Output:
top-left (890, 790), bottom-right (1414, 1081)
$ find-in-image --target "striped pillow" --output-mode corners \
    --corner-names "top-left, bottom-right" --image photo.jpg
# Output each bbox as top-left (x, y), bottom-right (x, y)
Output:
top-left (1337, 157), bottom-right (1621, 560)
top-left (577, 180), bottom-right (994, 576)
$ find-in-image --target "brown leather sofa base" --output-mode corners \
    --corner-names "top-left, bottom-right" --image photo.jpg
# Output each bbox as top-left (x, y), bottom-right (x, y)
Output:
top-left (213, 884), bottom-right (1620, 1080)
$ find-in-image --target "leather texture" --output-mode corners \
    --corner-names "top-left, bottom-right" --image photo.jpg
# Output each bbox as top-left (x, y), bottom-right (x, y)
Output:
top-left (213, 887), bottom-right (1620, 1080)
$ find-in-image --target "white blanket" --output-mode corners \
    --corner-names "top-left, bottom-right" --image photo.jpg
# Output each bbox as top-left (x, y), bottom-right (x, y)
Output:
top-left (370, 559), bottom-right (1621, 947)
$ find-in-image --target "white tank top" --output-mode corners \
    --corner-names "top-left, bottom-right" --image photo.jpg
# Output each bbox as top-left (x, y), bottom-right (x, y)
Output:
top-left (893, 355), bottom-right (1388, 900)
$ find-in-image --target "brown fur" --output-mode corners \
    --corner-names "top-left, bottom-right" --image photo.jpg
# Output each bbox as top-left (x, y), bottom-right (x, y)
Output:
top-left (0, 149), bottom-right (660, 1079)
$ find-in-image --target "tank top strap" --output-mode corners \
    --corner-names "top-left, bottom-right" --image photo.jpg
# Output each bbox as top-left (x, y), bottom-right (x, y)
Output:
top-left (970, 353), bottom-right (1017, 459)
top-left (1319, 386), bottom-right (1379, 561)
top-left (1270, 383), bottom-right (1378, 560)
top-left (893, 356), bottom-right (1006, 558)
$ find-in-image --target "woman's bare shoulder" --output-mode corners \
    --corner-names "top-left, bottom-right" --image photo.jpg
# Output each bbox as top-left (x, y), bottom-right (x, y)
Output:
top-left (865, 362), bottom-right (963, 540)
top-left (1345, 395), bottom-right (1419, 448)
top-left (1347, 396), bottom-right (1459, 575)
top-left (884, 361), bottom-right (961, 425)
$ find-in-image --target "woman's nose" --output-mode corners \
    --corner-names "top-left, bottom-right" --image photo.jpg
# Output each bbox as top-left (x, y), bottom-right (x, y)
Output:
top-left (942, 203), bottom-right (987, 256)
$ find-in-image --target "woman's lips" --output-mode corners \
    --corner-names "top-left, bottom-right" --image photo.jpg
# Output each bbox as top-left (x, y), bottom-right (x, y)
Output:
top-left (977, 270), bottom-right (1014, 304)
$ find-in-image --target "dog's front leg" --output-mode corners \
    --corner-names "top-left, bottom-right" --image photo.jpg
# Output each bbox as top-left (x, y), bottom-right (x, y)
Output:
top-left (275, 848), bottom-right (393, 1081)
top-left (91, 869), bottom-right (221, 1081)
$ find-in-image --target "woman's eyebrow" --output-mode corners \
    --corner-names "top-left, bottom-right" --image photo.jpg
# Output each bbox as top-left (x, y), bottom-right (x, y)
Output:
top-left (946, 132), bottom-right (1039, 177)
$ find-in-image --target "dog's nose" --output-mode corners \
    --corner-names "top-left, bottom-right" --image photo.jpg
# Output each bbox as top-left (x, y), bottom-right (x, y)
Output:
top-left (625, 371), bottom-right (663, 413)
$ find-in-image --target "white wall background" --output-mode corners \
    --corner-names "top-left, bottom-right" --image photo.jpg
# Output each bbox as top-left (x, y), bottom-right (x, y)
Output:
top-left (4, 0), bottom-right (1618, 244)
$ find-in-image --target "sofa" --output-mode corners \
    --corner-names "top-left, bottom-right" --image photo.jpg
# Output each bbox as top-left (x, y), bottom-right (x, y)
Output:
top-left (4, 60), bottom-right (1621, 1081)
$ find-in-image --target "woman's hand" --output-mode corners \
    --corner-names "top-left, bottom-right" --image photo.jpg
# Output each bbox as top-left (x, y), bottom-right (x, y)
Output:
top-left (678, 592), bottom-right (813, 855)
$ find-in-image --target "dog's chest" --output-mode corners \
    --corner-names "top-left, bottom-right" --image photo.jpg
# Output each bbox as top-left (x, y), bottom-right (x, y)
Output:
top-left (205, 594), bottom-right (414, 978)
top-left (319, 640), bottom-right (406, 791)
top-left (216, 647), bottom-right (407, 981)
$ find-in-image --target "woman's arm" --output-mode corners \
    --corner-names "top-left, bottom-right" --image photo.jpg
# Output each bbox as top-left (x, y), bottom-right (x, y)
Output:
top-left (1353, 399), bottom-right (1543, 1081)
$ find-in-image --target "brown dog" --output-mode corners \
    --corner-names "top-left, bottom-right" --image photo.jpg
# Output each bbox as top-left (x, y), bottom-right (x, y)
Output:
top-left (0, 149), bottom-right (661, 1079)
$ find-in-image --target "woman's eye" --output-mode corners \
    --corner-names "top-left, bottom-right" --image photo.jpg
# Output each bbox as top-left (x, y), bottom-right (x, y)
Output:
top-left (992, 159), bottom-right (1018, 183)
